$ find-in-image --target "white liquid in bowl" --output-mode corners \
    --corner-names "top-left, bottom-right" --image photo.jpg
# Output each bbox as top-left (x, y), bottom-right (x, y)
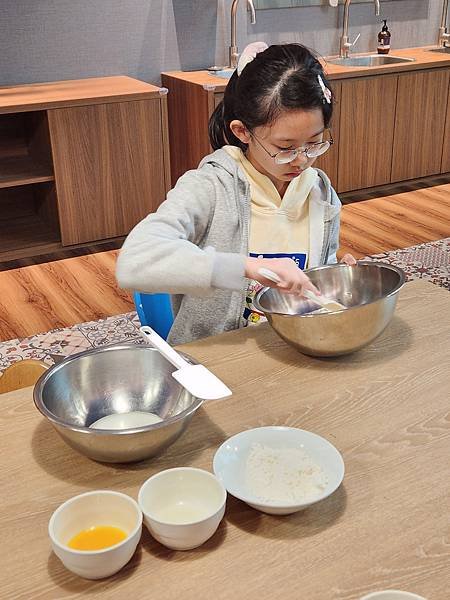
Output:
top-left (89, 411), bottom-right (163, 430)
top-left (155, 503), bottom-right (210, 524)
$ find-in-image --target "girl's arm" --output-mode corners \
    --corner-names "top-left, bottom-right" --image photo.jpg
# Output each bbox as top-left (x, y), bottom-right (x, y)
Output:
top-left (116, 171), bottom-right (246, 297)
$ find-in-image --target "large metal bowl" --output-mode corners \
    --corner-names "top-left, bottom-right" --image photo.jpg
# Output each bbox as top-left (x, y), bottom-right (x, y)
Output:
top-left (33, 344), bottom-right (203, 463)
top-left (253, 261), bottom-right (405, 357)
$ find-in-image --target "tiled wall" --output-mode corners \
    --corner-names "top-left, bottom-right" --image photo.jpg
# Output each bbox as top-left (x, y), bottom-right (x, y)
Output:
top-left (0, 0), bottom-right (441, 86)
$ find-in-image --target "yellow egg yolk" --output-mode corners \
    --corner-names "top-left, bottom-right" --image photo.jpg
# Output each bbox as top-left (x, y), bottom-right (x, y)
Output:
top-left (68, 525), bottom-right (127, 551)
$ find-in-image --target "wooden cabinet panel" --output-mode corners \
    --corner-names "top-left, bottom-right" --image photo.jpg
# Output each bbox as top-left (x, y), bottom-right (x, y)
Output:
top-left (162, 74), bottom-right (212, 186)
top-left (442, 80), bottom-right (450, 173)
top-left (214, 92), bottom-right (224, 108)
top-left (392, 69), bottom-right (450, 182)
top-left (337, 75), bottom-right (397, 193)
top-left (314, 82), bottom-right (341, 188)
top-left (48, 99), bottom-right (168, 246)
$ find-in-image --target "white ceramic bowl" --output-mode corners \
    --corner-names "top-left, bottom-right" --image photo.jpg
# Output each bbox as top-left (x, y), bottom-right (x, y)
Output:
top-left (213, 426), bottom-right (345, 515)
top-left (360, 592), bottom-right (427, 600)
top-left (49, 490), bottom-right (142, 579)
top-left (138, 467), bottom-right (227, 550)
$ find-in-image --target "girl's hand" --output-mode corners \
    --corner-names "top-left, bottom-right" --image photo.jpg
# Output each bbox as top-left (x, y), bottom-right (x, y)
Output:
top-left (340, 253), bottom-right (357, 266)
top-left (245, 257), bottom-right (320, 296)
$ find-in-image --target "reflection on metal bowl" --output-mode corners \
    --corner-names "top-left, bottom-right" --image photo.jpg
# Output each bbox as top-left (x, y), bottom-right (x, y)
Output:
top-left (33, 344), bottom-right (203, 463)
top-left (254, 262), bottom-right (405, 357)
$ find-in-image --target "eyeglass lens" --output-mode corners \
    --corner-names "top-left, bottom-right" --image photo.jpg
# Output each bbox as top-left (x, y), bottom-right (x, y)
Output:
top-left (274, 141), bottom-right (330, 164)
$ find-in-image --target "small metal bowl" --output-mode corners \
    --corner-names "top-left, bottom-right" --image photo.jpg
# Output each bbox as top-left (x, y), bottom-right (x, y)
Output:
top-left (34, 344), bottom-right (203, 463)
top-left (253, 261), bottom-right (405, 357)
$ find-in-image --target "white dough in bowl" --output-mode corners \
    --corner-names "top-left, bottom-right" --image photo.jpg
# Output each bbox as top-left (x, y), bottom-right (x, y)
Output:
top-left (89, 411), bottom-right (163, 430)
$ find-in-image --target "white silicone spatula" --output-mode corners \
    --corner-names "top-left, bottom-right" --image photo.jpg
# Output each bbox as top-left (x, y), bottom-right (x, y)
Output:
top-left (257, 267), bottom-right (345, 312)
top-left (139, 326), bottom-right (232, 401)
top-left (302, 289), bottom-right (346, 312)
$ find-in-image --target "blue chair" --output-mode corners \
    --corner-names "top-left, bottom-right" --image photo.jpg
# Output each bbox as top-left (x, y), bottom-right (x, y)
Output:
top-left (133, 292), bottom-right (174, 340)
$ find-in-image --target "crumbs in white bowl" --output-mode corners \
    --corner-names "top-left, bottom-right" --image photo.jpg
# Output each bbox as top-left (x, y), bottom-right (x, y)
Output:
top-left (245, 443), bottom-right (328, 503)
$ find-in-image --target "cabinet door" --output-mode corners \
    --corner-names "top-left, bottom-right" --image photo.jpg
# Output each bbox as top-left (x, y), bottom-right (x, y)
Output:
top-left (314, 82), bottom-right (341, 188)
top-left (162, 74), bottom-right (213, 186)
top-left (392, 69), bottom-right (450, 182)
top-left (441, 79), bottom-right (450, 174)
top-left (337, 75), bottom-right (397, 193)
top-left (48, 99), bottom-right (168, 245)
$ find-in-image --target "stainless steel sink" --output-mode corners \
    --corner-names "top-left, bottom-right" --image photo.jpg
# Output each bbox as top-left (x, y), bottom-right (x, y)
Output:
top-left (207, 67), bottom-right (235, 79)
top-left (428, 47), bottom-right (450, 54)
top-left (328, 55), bottom-right (416, 67)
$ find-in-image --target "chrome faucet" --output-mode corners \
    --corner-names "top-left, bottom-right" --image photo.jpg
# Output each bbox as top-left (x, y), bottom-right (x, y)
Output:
top-left (438, 0), bottom-right (450, 47)
top-left (340, 0), bottom-right (381, 59)
top-left (229, 0), bottom-right (257, 69)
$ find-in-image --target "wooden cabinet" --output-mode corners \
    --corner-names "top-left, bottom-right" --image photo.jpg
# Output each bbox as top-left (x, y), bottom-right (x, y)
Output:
top-left (337, 75), bottom-right (397, 193)
top-left (392, 69), bottom-right (450, 182)
top-left (161, 71), bottom-right (226, 186)
top-left (48, 100), bottom-right (168, 245)
top-left (163, 63), bottom-right (450, 196)
top-left (441, 78), bottom-right (450, 174)
top-left (0, 76), bottom-right (170, 261)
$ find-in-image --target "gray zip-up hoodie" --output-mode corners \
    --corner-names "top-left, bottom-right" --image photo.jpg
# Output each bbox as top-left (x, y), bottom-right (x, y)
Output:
top-left (116, 148), bottom-right (341, 344)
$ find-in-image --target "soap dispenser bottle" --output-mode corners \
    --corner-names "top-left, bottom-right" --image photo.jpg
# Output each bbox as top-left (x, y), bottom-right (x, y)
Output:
top-left (377, 20), bottom-right (391, 54)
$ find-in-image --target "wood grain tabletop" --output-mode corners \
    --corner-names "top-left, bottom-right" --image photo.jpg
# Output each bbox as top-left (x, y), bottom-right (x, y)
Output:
top-left (1, 280), bottom-right (449, 600)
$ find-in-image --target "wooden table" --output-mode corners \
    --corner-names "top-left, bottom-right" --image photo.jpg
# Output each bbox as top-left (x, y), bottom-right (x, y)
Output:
top-left (1, 280), bottom-right (449, 600)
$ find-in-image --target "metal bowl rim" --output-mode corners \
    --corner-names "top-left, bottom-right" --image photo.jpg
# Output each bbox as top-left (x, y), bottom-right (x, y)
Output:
top-left (254, 261), bottom-right (406, 317)
top-left (33, 343), bottom-right (204, 435)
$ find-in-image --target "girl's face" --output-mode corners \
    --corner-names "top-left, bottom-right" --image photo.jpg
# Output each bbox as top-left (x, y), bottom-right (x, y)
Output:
top-left (231, 108), bottom-right (325, 193)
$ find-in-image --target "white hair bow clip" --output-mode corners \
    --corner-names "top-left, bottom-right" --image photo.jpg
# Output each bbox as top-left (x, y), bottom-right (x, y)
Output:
top-left (237, 42), bottom-right (269, 76)
top-left (317, 74), bottom-right (332, 104)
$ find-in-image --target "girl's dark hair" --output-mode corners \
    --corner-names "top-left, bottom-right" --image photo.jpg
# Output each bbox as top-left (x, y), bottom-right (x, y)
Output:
top-left (209, 43), bottom-right (333, 151)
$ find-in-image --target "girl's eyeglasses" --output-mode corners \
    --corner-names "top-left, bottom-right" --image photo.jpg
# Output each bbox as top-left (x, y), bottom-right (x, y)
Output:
top-left (250, 130), bottom-right (334, 165)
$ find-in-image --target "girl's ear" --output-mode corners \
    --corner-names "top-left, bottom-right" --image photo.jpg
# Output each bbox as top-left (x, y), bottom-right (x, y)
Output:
top-left (230, 120), bottom-right (251, 145)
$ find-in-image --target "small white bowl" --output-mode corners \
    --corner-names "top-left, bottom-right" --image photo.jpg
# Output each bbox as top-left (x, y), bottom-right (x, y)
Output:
top-left (49, 490), bottom-right (142, 579)
top-left (213, 426), bottom-right (345, 515)
top-left (360, 592), bottom-right (427, 600)
top-left (138, 467), bottom-right (226, 550)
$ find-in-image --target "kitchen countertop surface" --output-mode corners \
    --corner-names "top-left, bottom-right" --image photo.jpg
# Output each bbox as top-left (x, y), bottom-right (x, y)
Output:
top-left (1, 279), bottom-right (449, 599)
top-left (163, 46), bottom-right (450, 90)
top-left (0, 76), bottom-right (163, 114)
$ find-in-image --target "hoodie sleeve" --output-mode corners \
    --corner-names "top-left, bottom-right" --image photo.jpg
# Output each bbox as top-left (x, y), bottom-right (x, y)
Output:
top-left (116, 169), bottom-right (246, 296)
top-left (326, 186), bottom-right (342, 264)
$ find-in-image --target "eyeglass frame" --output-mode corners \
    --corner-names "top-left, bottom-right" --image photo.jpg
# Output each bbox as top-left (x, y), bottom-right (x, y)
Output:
top-left (249, 129), bottom-right (334, 164)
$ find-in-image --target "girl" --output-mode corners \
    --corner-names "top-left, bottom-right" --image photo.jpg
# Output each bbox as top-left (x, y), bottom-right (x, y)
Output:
top-left (117, 42), bottom-right (355, 344)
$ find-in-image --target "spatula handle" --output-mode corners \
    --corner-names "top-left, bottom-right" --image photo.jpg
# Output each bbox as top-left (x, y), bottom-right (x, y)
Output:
top-left (139, 326), bottom-right (189, 370)
top-left (303, 289), bottom-right (325, 306)
top-left (257, 267), bottom-right (282, 284)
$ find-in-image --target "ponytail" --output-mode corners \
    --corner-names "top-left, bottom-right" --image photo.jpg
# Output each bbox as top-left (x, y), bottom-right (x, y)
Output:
top-left (208, 101), bottom-right (227, 150)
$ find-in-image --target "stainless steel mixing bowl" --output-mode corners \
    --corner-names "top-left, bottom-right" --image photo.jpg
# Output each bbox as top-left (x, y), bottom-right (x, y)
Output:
top-left (253, 261), bottom-right (405, 357)
top-left (33, 344), bottom-right (203, 463)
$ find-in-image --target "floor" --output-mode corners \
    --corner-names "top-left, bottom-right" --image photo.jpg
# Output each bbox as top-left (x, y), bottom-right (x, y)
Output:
top-left (0, 251), bottom-right (134, 341)
top-left (339, 179), bottom-right (450, 256)
top-left (0, 179), bottom-right (449, 342)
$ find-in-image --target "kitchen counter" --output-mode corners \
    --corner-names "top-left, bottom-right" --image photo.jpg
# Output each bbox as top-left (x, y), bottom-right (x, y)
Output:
top-left (1, 279), bottom-right (450, 599)
top-left (163, 46), bottom-right (450, 90)
top-left (162, 47), bottom-right (450, 188)
top-left (0, 75), bottom-right (163, 114)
